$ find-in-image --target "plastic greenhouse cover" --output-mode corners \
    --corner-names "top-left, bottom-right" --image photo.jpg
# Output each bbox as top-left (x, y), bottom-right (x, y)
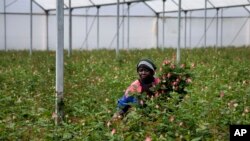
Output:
top-left (34, 0), bottom-right (146, 10)
top-left (33, 0), bottom-right (250, 12)
top-left (145, 0), bottom-right (250, 13)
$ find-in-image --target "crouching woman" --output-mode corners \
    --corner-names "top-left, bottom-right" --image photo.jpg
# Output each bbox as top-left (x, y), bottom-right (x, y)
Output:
top-left (113, 59), bottom-right (160, 120)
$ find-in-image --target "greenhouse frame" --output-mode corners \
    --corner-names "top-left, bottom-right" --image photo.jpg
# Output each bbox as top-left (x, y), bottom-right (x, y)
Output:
top-left (1, 0), bottom-right (250, 52)
top-left (1, 0), bottom-right (250, 124)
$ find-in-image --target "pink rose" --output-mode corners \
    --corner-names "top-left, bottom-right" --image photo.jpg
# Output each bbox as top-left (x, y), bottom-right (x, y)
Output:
top-left (163, 60), bottom-right (171, 65)
top-left (180, 64), bottom-right (186, 68)
top-left (111, 128), bottom-right (116, 135)
top-left (167, 73), bottom-right (171, 78)
top-left (145, 136), bottom-right (152, 141)
top-left (186, 78), bottom-right (192, 83)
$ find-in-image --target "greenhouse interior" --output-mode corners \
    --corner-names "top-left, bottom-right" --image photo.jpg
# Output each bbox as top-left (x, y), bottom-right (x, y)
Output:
top-left (1, 0), bottom-right (250, 140)
top-left (0, 0), bottom-right (250, 51)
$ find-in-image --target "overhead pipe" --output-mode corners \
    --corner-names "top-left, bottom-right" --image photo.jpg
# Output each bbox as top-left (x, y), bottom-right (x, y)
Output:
top-left (42, 0), bottom-right (250, 13)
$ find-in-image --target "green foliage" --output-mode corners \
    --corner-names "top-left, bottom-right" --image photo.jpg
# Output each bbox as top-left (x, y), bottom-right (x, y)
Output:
top-left (0, 47), bottom-right (250, 140)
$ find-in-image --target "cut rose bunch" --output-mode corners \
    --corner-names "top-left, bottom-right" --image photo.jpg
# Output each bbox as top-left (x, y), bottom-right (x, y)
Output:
top-left (127, 59), bottom-right (193, 107)
top-left (151, 59), bottom-right (193, 98)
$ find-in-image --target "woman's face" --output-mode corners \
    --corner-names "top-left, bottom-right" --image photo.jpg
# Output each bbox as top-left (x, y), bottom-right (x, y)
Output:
top-left (138, 67), bottom-right (152, 80)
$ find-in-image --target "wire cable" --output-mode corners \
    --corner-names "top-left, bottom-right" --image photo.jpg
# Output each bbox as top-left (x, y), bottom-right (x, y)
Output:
top-left (6, 0), bottom-right (18, 8)
top-left (195, 13), bottom-right (217, 48)
top-left (108, 3), bottom-right (139, 49)
top-left (80, 12), bottom-right (97, 50)
top-left (229, 16), bottom-right (249, 45)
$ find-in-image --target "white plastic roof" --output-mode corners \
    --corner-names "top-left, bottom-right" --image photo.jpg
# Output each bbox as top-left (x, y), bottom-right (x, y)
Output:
top-left (147, 0), bottom-right (250, 13)
top-left (34, 0), bottom-right (144, 10)
top-left (33, 0), bottom-right (250, 12)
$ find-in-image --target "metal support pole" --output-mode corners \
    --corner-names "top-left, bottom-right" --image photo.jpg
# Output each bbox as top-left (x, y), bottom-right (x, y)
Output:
top-left (221, 9), bottom-right (223, 47)
top-left (86, 8), bottom-right (88, 49)
top-left (156, 13), bottom-right (159, 49)
top-left (122, 1), bottom-right (125, 49)
top-left (184, 11), bottom-right (187, 48)
top-left (46, 11), bottom-right (49, 51)
top-left (127, 3), bottom-right (131, 50)
top-left (30, 0), bottom-right (33, 55)
top-left (55, 0), bottom-right (64, 125)
top-left (97, 6), bottom-right (100, 49)
top-left (244, 6), bottom-right (250, 45)
top-left (68, 0), bottom-right (72, 56)
top-left (4, 0), bottom-right (7, 51)
top-left (116, 0), bottom-right (120, 58)
top-left (216, 8), bottom-right (219, 47)
top-left (204, 0), bottom-right (207, 48)
top-left (162, 0), bottom-right (166, 49)
top-left (189, 11), bottom-right (192, 48)
top-left (177, 0), bottom-right (181, 64)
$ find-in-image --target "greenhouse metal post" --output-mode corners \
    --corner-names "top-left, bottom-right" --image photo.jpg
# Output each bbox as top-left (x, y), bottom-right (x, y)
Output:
top-left (86, 8), bottom-right (88, 49)
top-left (216, 8), bottom-right (219, 47)
top-left (46, 11), bottom-right (49, 51)
top-left (97, 6), bottom-right (100, 49)
top-left (244, 6), bottom-right (250, 45)
top-left (221, 9), bottom-right (223, 47)
top-left (122, 1), bottom-right (125, 49)
top-left (204, 0), bottom-right (207, 48)
top-left (177, 0), bottom-right (181, 64)
top-left (68, 0), bottom-right (72, 56)
top-left (55, 0), bottom-right (64, 125)
top-left (189, 11), bottom-right (192, 48)
top-left (116, 0), bottom-right (120, 58)
top-left (4, 0), bottom-right (6, 51)
top-left (30, 0), bottom-right (33, 55)
top-left (184, 11), bottom-right (187, 48)
top-left (162, 0), bottom-right (166, 50)
top-left (156, 13), bottom-right (159, 49)
top-left (127, 3), bottom-right (131, 50)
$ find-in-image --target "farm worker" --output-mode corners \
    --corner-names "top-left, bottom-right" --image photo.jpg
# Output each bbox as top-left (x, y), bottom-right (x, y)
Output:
top-left (112, 59), bottom-right (160, 120)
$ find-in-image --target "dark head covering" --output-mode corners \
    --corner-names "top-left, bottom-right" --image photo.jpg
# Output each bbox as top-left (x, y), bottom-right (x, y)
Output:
top-left (137, 58), bottom-right (157, 72)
